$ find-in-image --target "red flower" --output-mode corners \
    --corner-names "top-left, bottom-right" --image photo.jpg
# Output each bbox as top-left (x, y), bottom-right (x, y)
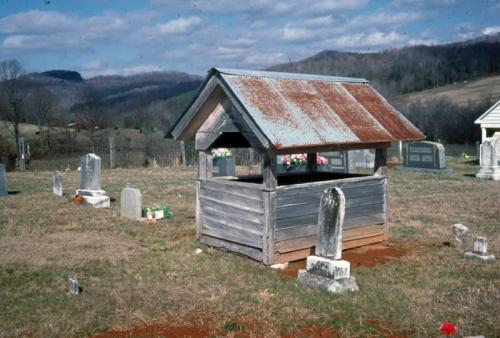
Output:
top-left (440, 322), bottom-right (457, 336)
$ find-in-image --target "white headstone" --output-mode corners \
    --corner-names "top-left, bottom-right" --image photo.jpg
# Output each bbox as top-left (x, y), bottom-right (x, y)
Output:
top-left (120, 186), bottom-right (142, 219)
top-left (451, 224), bottom-right (468, 246)
top-left (476, 136), bottom-right (500, 180)
top-left (80, 153), bottom-right (101, 190)
top-left (53, 171), bottom-right (63, 196)
top-left (0, 164), bottom-right (8, 197)
top-left (465, 236), bottom-right (495, 261)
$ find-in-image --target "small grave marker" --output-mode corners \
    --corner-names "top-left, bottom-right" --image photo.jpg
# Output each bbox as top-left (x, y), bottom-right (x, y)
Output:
top-left (452, 224), bottom-right (468, 246)
top-left (297, 187), bottom-right (359, 293)
top-left (0, 164), bottom-right (8, 197)
top-left (120, 185), bottom-right (142, 219)
top-left (53, 171), bottom-right (63, 196)
top-left (465, 236), bottom-right (495, 261)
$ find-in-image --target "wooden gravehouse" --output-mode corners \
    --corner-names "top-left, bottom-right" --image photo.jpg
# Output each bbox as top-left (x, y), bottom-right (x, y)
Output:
top-left (170, 68), bottom-right (424, 265)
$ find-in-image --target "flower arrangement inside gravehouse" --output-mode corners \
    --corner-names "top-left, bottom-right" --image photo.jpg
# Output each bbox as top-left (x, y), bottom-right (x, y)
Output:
top-left (211, 148), bottom-right (232, 159)
top-left (281, 153), bottom-right (329, 170)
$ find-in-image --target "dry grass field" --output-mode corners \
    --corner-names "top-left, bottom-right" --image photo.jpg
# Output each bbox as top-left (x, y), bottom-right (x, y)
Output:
top-left (400, 75), bottom-right (500, 106)
top-left (0, 160), bottom-right (499, 337)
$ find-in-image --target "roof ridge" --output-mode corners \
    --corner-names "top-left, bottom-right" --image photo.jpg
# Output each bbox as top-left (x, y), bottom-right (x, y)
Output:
top-left (213, 67), bottom-right (369, 83)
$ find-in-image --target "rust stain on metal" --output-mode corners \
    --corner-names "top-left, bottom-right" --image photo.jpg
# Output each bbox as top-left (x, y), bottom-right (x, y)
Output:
top-left (228, 76), bottom-right (301, 130)
top-left (213, 70), bottom-right (424, 149)
top-left (343, 83), bottom-right (425, 141)
top-left (313, 81), bottom-right (393, 142)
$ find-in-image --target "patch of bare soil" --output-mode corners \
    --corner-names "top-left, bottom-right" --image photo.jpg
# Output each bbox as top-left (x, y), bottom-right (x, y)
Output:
top-left (281, 243), bottom-right (407, 279)
top-left (0, 232), bottom-right (145, 267)
top-left (170, 230), bottom-right (196, 242)
top-left (91, 324), bottom-right (213, 338)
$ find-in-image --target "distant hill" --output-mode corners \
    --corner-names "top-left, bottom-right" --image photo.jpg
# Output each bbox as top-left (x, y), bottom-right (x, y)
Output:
top-left (41, 70), bottom-right (84, 82)
top-left (268, 33), bottom-right (500, 97)
top-left (396, 75), bottom-right (500, 106)
top-left (23, 70), bottom-right (203, 125)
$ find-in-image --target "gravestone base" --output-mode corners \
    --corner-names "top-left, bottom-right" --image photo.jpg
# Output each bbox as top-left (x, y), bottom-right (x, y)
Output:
top-left (476, 166), bottom-right (500, 180)
top-left (82, 195), bottom-right (110, 208)
top-left (306, 256), bottom-right (350, 279)
top-left (398, 167), bottom-right (453, 175)
top-left (464, 252), bottom-right (496, 262)
top-left (297, 269), bottom-right (359, 294)
top-left (76, 189), bottom-right (107, 197)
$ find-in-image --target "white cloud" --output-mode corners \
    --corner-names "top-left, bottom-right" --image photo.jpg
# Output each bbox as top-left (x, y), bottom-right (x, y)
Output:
top-left (2, 34), bottom-right (86, 50)
top-left (156, 16), bottom-right (202, 34)
top-left (482, 26), bottom-right (500, 35)
top-left (331, 31), bottom-right (405, 49)
top-left (80, 64), bottom-right (164, 78)
top-left (304, 16), bottom-right (334, 27)
top-left (0, 10), bottom-right (74, 34)
top-left (282, 24), bottom-right (315, 42)
top-left (152, 0), bottom-right (368, 16)
top-left (243, 52), bottom-right (288, 65)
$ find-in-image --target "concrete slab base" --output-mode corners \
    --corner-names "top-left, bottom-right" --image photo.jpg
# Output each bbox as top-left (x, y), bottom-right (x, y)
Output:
top-left (76, 189), bottom-right (107, 197)
top-left (297, 269), bottom-right (359, 294)
top-left (465, 252), bottom-right (496, 261)
top-left (83, 195), bottom-right (110, 208)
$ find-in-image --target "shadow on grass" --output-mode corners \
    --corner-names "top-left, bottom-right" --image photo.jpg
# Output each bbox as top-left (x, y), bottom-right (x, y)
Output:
top-left (7, 191), bottom-right (20, 195)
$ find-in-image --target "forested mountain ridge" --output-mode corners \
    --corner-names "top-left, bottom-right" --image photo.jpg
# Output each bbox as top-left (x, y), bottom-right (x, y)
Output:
top-left (268, 33), bottom-right (500, 98)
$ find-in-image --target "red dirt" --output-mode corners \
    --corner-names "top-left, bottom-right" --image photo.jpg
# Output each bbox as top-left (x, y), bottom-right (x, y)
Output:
top-left (170, 230), bottom-right (196, 241)
top-left (281, 243), bottom-right (407, 279)
top-left (91, 324), bottom-right (212, 338)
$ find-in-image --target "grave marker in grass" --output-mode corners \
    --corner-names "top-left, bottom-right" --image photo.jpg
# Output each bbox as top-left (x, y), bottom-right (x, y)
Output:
top-left (297, 187), bottom-right (359, 293)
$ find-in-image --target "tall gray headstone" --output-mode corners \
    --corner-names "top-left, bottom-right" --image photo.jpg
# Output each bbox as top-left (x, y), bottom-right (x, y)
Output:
top-left (402, 141), bottom-right (451, 174)
top-left (0, 164), bottom-right (8, 197)
top-left (316, 187), bottom-right (345, 259)
top-left (53, 171), bottom-right (63, 197)
top-left (476, 136), bottom-right (500, 180)
top-left (120, 186), bottom-right (142, 219)
top-left (76, 153), bottom-right (110, 208)
top-left (451, 224), bottom-right (468, 246)
top-left (80, 153), bottom-right (101, 190)
top-left (297, 187), bottom-right (359, 293)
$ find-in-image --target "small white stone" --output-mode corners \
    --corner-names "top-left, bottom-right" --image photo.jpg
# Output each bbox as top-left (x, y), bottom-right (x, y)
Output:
top-left (195, 248), bottom-right (203, 254)
top-left (270, 262), bottom-right (289, 270)
top-left (306, 256), bottom-right (350, 280)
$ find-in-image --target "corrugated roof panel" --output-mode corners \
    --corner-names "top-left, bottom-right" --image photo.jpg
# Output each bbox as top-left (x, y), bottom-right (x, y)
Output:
top-left (172, 68), bottom-right (424, 148)
top-left (342, 83), bottom-right (425, 141)
top-left (311, 81), bottom-right (393, 142)
top-left (222, 75), bottom-right (360, 149)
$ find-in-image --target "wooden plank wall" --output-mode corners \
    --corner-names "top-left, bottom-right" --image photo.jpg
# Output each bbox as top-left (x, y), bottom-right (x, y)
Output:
top-left (273, 176), bottom-right (387, 262)
top-left (198, 179), bottom-right (265, 261)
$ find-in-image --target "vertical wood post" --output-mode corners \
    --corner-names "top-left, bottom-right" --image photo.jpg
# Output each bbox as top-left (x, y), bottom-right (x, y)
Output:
top-left (180, 141), bottom-right (187, 166)
top-left (374, 148), bottom-right (388, 176)
top-left (262, 191), bottom-right (275, 265)
top-left (306, 153), bottom-right (317, 173)
top-left (382, 178), bottom-right (389, 238)
top-left (196, 150), bottom-right (212, 240)
top-left (262, 153), bottom-right (277, 191)
top-left (109, 137), bottom-right (116, 169)
top-left (198, 150), bottom-right (213, 180)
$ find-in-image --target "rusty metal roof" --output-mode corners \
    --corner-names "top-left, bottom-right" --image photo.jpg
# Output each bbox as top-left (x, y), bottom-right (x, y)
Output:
top-left (171, 68), bottom-right (424, 150)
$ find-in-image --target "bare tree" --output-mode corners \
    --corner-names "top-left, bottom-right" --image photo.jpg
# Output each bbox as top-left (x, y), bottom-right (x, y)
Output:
top-left (0, 59), bottom-right (27, 161)
top-left (74, 85), bottom-right (104, 153)
top-left (27, 87), bottom-right (59, 154)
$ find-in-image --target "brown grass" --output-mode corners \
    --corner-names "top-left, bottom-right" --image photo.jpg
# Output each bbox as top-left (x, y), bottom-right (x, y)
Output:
top-left (0, 161), bottom-right (499, 337)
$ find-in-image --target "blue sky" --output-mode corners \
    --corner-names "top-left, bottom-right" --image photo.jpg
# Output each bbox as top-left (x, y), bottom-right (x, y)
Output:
top-left (0, 0), bottom-right (499, 78)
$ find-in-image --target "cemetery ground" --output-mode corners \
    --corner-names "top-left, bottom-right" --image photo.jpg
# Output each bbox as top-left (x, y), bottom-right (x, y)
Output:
top-left (1, 160), bottom-right (499, 337)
